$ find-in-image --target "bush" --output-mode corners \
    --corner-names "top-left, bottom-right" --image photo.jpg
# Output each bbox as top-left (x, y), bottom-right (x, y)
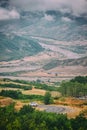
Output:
top-left (0, 83), bottom-right (32, 90)
top-left (44, 92), bottom-right (53, 104)
top-left (0, 90), bottom-right (44, 101)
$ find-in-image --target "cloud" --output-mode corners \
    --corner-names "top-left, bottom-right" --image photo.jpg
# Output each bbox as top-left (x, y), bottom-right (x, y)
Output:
top-left (44, 14), bottom-right (54, 21)
top-left (0, 8), bottom-right (20, 20)
top-left (10, 0), bottom-right (87, 17)
top-left (61, 17), bottom-right (72, 22)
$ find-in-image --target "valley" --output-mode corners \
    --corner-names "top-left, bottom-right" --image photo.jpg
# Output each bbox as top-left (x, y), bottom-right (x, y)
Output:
top-left (0, 36), bottom-right (87, 83)
top-left (0, 78), bottom-right (87, 119)
top-left (0, 1), bottom-right (87, 129)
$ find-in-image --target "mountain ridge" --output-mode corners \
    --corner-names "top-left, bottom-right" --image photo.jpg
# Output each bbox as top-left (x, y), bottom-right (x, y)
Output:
top-left (43, 56), bottom-right (87, 70)
top-left (0, 8), bottom-right (87, 81)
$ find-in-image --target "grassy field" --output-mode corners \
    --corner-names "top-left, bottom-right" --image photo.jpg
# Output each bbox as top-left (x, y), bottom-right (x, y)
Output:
top-left (0, 78), bottom-right (87, 118)
top-left (22, 88), bottom-right (46, 95)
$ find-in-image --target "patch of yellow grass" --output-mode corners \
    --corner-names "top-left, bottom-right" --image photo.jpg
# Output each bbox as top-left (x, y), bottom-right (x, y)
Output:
top-left (55, 97), bottom-right (87, 107)
top-left (67, 107), bottom-right (81, 118)
top-left (51, 91), bottom-right (61, 97)
top-left (55, 97), bottom-right (87, 118)
top-left (0, 96), bottom-right (5, 99)
top-left (14, 101), bottom-right (25, 111)
top-left (22, 88), bottom-right (46, 96)
top-left (0, 97), bottom-right (13, 107)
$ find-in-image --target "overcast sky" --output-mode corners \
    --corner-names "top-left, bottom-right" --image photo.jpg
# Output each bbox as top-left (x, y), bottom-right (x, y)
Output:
top-left (10, 0), bottom-right (87, 16)
top-left (0, 0), bottom-right (87, 21)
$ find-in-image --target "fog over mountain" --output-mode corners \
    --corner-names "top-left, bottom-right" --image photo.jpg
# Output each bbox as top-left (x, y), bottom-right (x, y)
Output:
top-left (0, 0), bottom-right (87, 58)
top-left (0, 0), bottom-right (87, 20)
top-left (0, 0), bottom-right (87, 81)
top-left (10, 0), bottom-right (87, 16)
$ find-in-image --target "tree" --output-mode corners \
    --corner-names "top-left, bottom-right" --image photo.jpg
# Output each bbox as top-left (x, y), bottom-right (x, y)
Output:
top-left (44, 92), bottom-right (53, 105)
top-left (19, 105), bottom-right (34, 115)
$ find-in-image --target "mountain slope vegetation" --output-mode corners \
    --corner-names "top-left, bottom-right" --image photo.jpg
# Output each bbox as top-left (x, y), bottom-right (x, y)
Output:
top-left (43, 56), bottom-right (87, 70)
top-left (0, 34), bottom-right (44, 61)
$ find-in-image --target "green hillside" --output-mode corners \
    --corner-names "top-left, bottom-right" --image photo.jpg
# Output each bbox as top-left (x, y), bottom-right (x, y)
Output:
top-left (0, 34), bottom-right (44, 61)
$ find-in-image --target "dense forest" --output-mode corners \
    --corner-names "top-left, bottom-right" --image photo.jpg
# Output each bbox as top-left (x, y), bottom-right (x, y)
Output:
top-left (59, 76), bottom-right (87, 97)
top-left (0, 104), bottom-right (87, 130)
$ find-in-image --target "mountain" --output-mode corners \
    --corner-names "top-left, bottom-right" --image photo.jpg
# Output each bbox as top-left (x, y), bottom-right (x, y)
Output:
top-left (43, 56), bottom-right (87, 70)
top-left (0, 5), bottom-right (87, 81)
top-left (0, 10), bottom-right (87, 61)
top-left (0, 33), bottom-right (43, 61)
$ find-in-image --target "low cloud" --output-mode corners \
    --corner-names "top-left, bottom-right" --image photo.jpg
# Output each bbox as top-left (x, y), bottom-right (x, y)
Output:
top-left (0, 8), bottom-right (20, 21)
top-left (10, 0), bottom-right (87, 17)
top-left (44, 14), bottom-right (54, 21)
top-left (61, 17), bottom-right (72, 22)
